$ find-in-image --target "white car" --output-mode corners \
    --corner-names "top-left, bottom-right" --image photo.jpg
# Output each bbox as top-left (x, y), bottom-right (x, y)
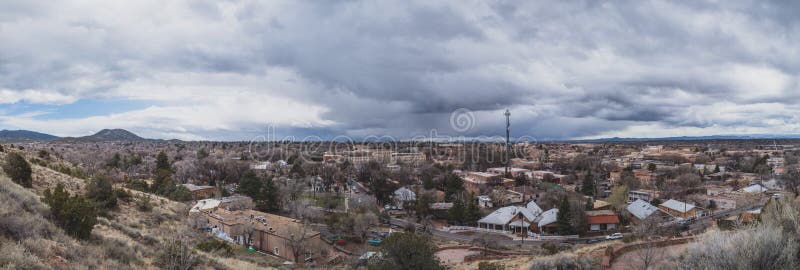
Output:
top-left (605, 233), bottom-right (623, 240)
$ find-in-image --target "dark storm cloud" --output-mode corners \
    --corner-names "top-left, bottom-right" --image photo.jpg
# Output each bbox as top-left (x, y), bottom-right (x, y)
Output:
top-left (2, 0), bottom-right (800, 139)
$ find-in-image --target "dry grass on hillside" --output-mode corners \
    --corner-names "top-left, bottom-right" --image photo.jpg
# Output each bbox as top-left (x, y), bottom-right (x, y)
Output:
top-left (0, 175), bottom-right (135, 269)
top-left (0, 151), bottom-right (286, 269)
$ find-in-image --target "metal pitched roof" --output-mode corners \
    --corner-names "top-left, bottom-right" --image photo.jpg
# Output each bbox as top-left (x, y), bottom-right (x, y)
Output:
top-left (627, 199), bottom-right (659, 220)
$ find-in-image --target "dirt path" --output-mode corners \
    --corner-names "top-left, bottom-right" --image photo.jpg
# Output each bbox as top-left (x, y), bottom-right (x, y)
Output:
top-left (435, 248), bottom-right (480, 265)
top-left (610, 243), bottom-right (690, 269)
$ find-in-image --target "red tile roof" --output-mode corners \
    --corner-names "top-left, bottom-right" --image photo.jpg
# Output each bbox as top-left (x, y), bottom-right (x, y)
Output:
top-left (587, 215), bottom-right (620, 224)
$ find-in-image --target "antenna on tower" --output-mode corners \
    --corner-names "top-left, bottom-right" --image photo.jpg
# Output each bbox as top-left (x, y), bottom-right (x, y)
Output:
top-left (505, 109), bottom-right (511, 175)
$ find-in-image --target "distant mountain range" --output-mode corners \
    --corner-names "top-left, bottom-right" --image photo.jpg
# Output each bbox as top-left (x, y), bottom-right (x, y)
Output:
top-left (0, 128), bottom-right (152, 143)
top-left (3, 128), bottom-right (800, 143)
top-left (566, 134), bottom-right (800, 143)
top-left (0, 130), bottom-right (60, 143)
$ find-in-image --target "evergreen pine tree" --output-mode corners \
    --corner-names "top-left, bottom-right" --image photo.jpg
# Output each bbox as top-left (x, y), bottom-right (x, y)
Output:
top-left (155, 151), bottom-right (170, 172)
top-left (464, 194), bottom-right (481, 225)
top-left (152, 151), bottom-right (173, 194)
top-left (556, 196), bottom-right (573, 235)
top-left (449, 198), bottom-right (465, 224)
top-left (262, 177), bottom-right (280, 212)
top-left (581, 171), bottom-right (595, 196)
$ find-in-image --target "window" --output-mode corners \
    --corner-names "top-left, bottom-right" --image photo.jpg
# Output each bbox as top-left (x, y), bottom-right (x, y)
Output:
top-left (274, 247), bottom-right (279, 256)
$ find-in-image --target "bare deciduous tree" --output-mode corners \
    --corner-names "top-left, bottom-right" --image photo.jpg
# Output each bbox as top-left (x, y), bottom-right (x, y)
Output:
top-left (353, 212), bottom-right (379, 241)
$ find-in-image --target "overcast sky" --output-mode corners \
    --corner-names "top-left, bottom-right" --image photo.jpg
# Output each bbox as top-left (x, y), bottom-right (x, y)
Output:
top-left (2, 0), bottom-right (800, 141)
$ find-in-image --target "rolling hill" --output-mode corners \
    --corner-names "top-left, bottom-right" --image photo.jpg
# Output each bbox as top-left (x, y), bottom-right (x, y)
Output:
top-left (54, 129), bottom-right (148, 142)
top-left (0, 130), bottom-right (60, 143)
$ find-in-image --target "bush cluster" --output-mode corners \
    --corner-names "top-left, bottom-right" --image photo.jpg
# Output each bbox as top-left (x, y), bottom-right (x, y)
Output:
top-left (2, 152), bottom-right (32, 188)
top-left (43, 183), bottom-right (98, 240)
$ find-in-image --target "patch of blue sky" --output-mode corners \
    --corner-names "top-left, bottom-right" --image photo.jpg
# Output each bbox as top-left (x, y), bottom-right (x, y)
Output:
top-left (0, 98), bottom-right (152, 120)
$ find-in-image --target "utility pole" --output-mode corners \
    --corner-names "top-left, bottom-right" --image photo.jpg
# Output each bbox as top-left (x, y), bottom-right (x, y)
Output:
top-left (505, 109), bottom-right (511, 176)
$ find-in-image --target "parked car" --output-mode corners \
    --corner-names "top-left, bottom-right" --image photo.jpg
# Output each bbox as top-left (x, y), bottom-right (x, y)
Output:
top-left (586, 239), bottom-right (602, 244)
top-left (370, 231), bottom-right (389, 238)
top-left (605, 233), bottom-right (623, 240)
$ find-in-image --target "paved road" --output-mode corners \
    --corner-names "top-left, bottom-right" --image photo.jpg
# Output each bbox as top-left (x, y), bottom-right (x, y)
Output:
top-left (686, 198), bottom-right (767, 232)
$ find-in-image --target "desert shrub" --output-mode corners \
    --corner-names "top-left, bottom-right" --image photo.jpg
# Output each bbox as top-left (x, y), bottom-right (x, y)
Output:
top-left (20, 239), bottom-right (54, 265)
top-left (0, 176), bottom-right (57, 240)
top-left (0, 214), bottom-right (52, 241)
top-left (126, 179), bottom-right (150, 192)
top-left (678, 197), bottom-right (800, 270)
top-left (478, 261), bottom-right (505, 270)
top-left (167, 186), bottom-right (193, 202)
top-left (2, 152), bottom-right (32, 187)
top-left (367, 231), bottom-right (443, 270)
top-left (319, 195), bottom-right (342, 209)
top-left (49, 162), bottom-right (87, 179)
top-left (158, 240), bottom-right (197, 270)
top-left (28, 158), bottom-right (47, 167)
top-left (86, 174), bottom-right (118, 212)
top-left (102, 238), bottom-right (141, 266)
top-left (195, 238), bottom-right (233, 257)
top-left (622, 235), bottom-right (638, 243)
top-left (540, 242), bottom-right (571, 255)
top-left (136, 194), bottom-right (153, 212)
top-left (529, 253), bottom-right (597, 270)
top-left (0, 240), bottom-right (48, 270)
top-left (43, 183), bottom-right (98, 240)
top-left (679, 226), bottom-right (797, 270)
top-left (115, 188), bottom-right (133, 202)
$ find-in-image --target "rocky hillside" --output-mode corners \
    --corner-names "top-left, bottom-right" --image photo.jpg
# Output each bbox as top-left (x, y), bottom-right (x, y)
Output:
top-left (0, 151), bottom-right (280, 269)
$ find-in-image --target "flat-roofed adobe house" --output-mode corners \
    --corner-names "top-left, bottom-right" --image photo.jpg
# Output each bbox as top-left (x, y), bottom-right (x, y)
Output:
top-left (189, 195), bottom-right (253, 214)
top-left (658, 199), bottom-right (701, 219)
top-left (627, 189), bottom-right (659, 202)
top-left (182, 183), bottom-right (217, 200)
top-left (487, 167), bottom-right (531, 178)
top-left (202, 208), bottom-right (329, 263)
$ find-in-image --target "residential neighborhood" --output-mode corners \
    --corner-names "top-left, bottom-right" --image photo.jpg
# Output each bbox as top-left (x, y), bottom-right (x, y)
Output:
top-left (4, 1), bottom-right (800, 269)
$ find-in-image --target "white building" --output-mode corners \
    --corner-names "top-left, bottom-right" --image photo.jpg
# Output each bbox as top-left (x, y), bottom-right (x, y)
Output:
top-left (392, 187), bottom-right (416, 209)
top-left (477, 195), bottom-right (493, 208)
top-left (742, 184), bottom-right (767, 193)
top-left (477, 201), bottom-right (543, 234)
